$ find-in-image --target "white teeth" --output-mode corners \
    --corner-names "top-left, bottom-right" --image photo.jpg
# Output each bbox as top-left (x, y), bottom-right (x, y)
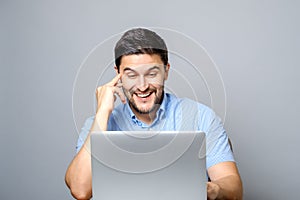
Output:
top-left (136, 93), bottom-right (151, 98)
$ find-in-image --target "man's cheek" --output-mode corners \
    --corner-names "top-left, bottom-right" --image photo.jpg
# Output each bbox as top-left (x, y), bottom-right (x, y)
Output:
top-left (148, 78), bottom-right (164, 85)
top-left (122, 82), bottom-right (134, 90)
top-left (122, 85), bottom-right (136, 94)
top-left (149, 82), bottom-right (164, 88)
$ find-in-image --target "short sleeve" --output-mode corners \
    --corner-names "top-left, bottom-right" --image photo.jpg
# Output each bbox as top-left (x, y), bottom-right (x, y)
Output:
top-left (198, 106), bottom-right (235, 168)
top-left (76, 116), bottom-right (94, 153)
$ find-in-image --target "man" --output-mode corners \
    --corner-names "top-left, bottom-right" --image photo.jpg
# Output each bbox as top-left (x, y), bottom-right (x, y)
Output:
top-left (65, 28), bottom-right (243, 200)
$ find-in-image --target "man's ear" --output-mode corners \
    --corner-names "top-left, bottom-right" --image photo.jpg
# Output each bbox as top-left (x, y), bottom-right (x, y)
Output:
top-left (164, 63), bottom-right (170, 80)
top-left (114, 66), bottom-right (119, 74)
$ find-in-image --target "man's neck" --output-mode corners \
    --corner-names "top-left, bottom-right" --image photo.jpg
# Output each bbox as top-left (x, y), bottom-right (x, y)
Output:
top-left (131, 106), bottom-right (159, 125)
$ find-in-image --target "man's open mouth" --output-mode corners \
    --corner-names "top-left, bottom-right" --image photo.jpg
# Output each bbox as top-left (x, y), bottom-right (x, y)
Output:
top-left (135, 92), bottom-right (152, 98)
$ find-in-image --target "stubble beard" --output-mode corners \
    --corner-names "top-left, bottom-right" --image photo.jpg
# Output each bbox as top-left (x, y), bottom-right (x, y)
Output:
top-left (124, 86), bottom-right (164, 115)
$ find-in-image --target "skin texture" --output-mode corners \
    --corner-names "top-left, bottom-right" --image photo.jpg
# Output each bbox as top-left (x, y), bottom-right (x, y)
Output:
top-left (65, 54), bottom-right (243, 200)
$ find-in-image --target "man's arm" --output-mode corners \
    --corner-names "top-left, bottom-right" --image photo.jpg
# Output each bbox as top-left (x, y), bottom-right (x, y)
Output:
top-left (65, 74), bottom-right (125, 200)
top-left (65, 136), bottom-right (92, 199)
top-left (65, 112), bottom-right (110, 200)
top-left (207, 161), bottom-right (243, 200)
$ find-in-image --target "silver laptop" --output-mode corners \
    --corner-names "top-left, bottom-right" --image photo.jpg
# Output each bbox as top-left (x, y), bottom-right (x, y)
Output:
top-left (91, 131), bottom-right (206, 200)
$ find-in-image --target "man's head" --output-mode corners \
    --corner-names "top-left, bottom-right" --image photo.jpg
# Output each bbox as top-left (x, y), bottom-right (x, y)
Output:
top-left (114, 28), bottom-right (168, 72)
top-left (114, 28), bottom-right (170, 116)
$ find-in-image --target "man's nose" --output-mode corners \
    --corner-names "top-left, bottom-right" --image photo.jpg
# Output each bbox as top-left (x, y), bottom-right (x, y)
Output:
top-left (136, 75), bottom-right (149, 91)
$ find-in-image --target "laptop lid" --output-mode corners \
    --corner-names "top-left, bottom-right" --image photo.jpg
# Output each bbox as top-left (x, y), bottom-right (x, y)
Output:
top-left (91, 131), bottom-right (206, 200)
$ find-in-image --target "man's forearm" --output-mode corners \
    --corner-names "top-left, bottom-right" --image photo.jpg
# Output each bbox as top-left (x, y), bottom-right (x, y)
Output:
top-left (65, 112), bottom-right (110, 199)
top-left (65, 136), bottom-right (92, 199)
top-left (90, 111), bottom-right (110, 132)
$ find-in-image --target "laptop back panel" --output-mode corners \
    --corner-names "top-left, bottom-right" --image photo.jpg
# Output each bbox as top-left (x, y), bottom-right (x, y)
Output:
top-left (91, 131), bottom-right (206, 200)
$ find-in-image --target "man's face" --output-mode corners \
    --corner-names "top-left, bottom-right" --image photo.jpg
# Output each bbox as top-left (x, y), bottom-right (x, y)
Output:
top-left (117, 54), bottom-right (170, 115)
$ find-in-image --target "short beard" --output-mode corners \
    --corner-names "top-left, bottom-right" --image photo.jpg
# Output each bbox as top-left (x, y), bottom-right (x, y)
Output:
top-left (127, 88), bottom-right (164, 115)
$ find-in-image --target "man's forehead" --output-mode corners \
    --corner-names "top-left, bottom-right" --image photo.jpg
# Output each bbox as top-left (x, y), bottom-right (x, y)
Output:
top-left (121, 63), bottom-right (165, 71)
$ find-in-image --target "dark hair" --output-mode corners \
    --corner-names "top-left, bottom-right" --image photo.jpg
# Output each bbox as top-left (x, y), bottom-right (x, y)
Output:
top-left (114, 28), bottom-right (168, 72)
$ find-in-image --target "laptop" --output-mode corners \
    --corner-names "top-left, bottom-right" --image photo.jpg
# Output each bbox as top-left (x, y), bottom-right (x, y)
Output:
top-left (91, 131), bottom-right (206, 200)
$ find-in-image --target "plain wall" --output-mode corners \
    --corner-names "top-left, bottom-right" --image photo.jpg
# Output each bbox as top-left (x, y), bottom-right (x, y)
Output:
top-left (1, 1), bottom-right (299, 199)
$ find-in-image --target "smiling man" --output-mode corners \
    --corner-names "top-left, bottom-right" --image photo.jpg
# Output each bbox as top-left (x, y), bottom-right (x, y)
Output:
top-left (120, 56), bottom-right (168, 124)
top-left (65, 28), bottom-right (243, 200)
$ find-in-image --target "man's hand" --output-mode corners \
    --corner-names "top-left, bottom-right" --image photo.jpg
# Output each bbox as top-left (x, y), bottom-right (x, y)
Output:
top-left (207, 182), bottom-right (220, 200)
top-left (95, 74), bottom-right (126, 115)
top-left (207, 162), bottom-right (243, 200)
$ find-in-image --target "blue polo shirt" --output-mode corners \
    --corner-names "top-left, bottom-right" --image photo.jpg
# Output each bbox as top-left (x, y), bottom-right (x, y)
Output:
top-left (76, 93), bottom-right (234, 169)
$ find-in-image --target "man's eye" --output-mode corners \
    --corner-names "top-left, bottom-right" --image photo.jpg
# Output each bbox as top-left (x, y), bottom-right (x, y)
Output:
top-left (127, 74), bottom-right (137, 79)
top-left (148, 73), bottom-right (157, 78)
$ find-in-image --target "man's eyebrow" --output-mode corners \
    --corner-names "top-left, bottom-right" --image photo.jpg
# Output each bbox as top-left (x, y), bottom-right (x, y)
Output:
top-left (123, 67), bottom-right (136, 72)
top-left (147, 66), bottom-right (160, 71)
top-left (123, 65), bottom-right (161, 72)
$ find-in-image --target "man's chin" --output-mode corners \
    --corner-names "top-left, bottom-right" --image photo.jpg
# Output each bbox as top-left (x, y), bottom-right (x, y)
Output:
top-left (129, 102), bottom-right (157, 115)
top-left (133, 105), bottom-right (155, 115)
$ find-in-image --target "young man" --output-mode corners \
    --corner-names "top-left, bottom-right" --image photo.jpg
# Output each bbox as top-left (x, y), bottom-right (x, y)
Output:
top-left (65, 28), bottom-right (243, 200)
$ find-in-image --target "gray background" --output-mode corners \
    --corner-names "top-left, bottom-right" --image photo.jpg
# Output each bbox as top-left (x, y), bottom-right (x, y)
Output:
top-left (1, 0), bottom-right (299, 199)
